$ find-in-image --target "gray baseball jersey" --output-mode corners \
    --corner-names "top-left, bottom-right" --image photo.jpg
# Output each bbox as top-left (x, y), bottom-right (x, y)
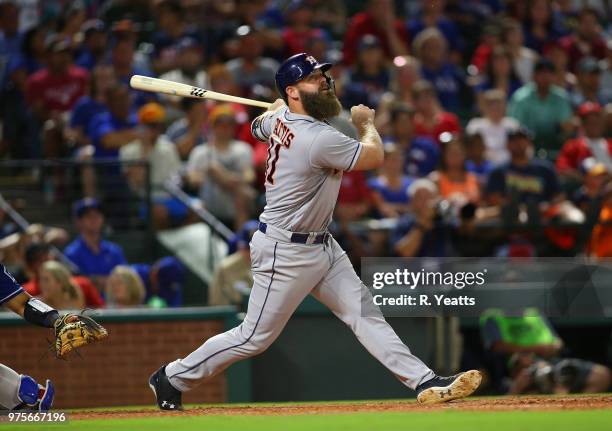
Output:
top-left (164, 106), bottom-right (435, 394)
top-left (252, 106), bottom-right (362, 232)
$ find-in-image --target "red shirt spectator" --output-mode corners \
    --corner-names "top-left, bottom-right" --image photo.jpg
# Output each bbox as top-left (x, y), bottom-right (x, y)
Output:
top-left (23, 275), bottom-right (105, 308)
top-left (25, 36), bottom-right (88, 115)
top-left (342, 0), bottom-right (408, 65)
top-left (411, 80), bottom-right (461, 144)
top-left (558, 8), bottom-right (606, 73)
top-left (413, 112), bottom-right (461, 144)
top-left (556, 137), bottom-right (612, 173)
top-left (556, 103), bottom-right (611, 174)
top-left (26, 66), bottom-right (88, 113)
top-left (282, 1), bottom-right (328, 56)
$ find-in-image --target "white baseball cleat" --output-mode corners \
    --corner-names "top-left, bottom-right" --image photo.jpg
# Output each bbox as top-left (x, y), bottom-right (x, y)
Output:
top-left (416, 370), bottom-right (482, 404)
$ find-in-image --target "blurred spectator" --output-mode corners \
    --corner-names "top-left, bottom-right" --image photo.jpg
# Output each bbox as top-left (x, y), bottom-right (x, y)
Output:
top-left (341, 0), bottom-right (408, 66)
top-left (148, 256), bottom-right (184, 307)
top-left (120, 103), bottom-right (183, 230)
top-left (569, 56), bottom-right (608, 108)
top-left (0, 1), bottom-right (21, 84)
top-left (159, 37), bottom-right (208, 105)
top-left (75, 19), bottom-right (107, 71)
top-left (500, 17), bottom-right (538, 84)
top-left (467, 89), bottom-right (520, 165)
top-left (186, 104), bottom-right (255, 229)
top-left (558, 7), bottom-right (606, 73)
top-left (508, 59), bottom-right (574, 159)
top-left (486, 128), bottom-right (562, 207)
top-left (474, 46), bottom-right (523, 105)
top-left (557, 102), bottom-right (612, 179)
top-left (522, 0), bottom-right (567, 54)
top-left (407, 0), bottom-right (463, 64)
top-left (22, 242), bottom-right (104, 308)
top-left (105, 265), bottom-right (146, 308)
top-left (38, 260), bottom-right (85, 310)
top-left (56, 1), bottom-right (86, 44)
top-left (166, 98), bottom-right (207, 160)
top-left (341, 35), bottom-right (390, 109)
top-left (571, 159), bottom-right (609, 212)
top-left (479, 307), bottom-right (563, 390)
top-left (151, 0), bottom-right (203, 75)
top-left (392, 178), bottom-right (453, 257)
top-left (87, 83), bottom-right (139, 160)
top-left (209, 221), bottom-right (255, 306)
top-left (544, 42), bottom-right (576, 91)
top-left (68, 65), bottom-right (117, 150)
top-left (508, 353), bottom-right (611, 395)
top-left (386, 55), bottom-right (422, 107)
top-left (111, 34), bottom-right (153, 108)
top-left (367, 143), bottom-right (413, 219)
top-left (411, 80), bottom-right (461, 145)
top-left (25, 34), bottom-right (88, 157)
top-left (413, 28), bottom-right (467, 112)
top-left (470, 20), bottom-right (503, 76)
top-left (464, 133), bottom-right (495, 187)
top-left (282, 0), bottom-right (330, 57)
top-left (384, 103), bottom-right (439, 177)
top-left (431, 133), bottom-right (481, 206)
top-left (309, 0), bottom-right (347, 38)
top-left (225, 25), bottom-right (278, 97)
top-left (64, 198), bottom-right (127, 290)
top-left (2, 24), bottom-right (47, 159)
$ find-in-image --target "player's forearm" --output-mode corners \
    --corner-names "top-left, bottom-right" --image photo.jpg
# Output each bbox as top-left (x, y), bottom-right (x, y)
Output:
top-left (354, 121), bottom-right (384, 170)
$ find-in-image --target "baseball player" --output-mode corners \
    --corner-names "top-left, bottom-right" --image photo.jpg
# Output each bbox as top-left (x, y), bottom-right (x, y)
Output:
top-left (149, 53), bottom-right (482, 410)
top-left (0, 262), bottom-right (107, 410)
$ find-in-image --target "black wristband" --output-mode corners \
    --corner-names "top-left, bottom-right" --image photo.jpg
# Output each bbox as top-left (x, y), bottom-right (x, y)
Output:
top-left (23, 298), bottom-right (59, 328)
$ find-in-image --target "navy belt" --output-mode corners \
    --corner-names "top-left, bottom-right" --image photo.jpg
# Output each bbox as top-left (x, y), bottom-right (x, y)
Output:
top-left (258, 222), bottom-right (329, 244)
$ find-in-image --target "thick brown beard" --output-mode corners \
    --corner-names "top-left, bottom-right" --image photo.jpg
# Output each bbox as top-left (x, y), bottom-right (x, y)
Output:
top-left (299, 88), bottom-right (342, 120)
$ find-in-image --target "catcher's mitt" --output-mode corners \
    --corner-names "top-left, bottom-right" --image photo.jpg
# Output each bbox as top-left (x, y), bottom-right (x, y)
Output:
top-left (54, 313), bottom-right (108, 358)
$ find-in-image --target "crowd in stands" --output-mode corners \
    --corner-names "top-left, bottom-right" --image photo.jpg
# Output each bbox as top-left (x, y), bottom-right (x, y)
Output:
top-left (0, 0), bottom-right (611, 394)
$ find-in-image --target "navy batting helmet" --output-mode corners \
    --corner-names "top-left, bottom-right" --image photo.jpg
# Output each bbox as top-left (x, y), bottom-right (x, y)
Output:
top-left (275, 53), bottom-right (332, 102)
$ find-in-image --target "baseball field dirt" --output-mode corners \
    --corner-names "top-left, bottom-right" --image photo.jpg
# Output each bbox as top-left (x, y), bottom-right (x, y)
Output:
top-left (4, 394), bottom-right (611, 431)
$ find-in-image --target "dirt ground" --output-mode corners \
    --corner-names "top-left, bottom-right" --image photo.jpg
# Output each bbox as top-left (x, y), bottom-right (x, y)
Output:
top-left (73, 395), bottom-right (612, 420)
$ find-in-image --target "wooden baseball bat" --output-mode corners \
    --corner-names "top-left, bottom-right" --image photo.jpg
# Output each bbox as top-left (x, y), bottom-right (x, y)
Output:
top-left (129, 75), bottom-right (272, 109)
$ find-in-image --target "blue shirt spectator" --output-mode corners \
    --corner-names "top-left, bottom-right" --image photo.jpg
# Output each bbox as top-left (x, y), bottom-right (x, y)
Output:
top-left (64, 237), bottom-right (127, 277)
top-left (70, 96), bottom-right (107, 137)
top-left (88, 110), bottom-right (138, 159)
top-left (400, 137), bottom-right (440, 177)
top-left (486, 159), bottom-right (560, 204)
top-left (64, 198), bottom-right (127, 280)
top-left (421, 63), bottom-right (465, 112)
top-left (367, 176), bottom-right (413, 205)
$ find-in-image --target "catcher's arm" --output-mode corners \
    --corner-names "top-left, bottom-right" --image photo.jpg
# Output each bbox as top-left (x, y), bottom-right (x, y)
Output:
top-left (6, 291), bottom-right (107, 358)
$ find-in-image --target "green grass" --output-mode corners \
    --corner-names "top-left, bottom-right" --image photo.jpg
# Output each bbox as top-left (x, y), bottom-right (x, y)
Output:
top-left (3, 409), bottom-right (612, 431)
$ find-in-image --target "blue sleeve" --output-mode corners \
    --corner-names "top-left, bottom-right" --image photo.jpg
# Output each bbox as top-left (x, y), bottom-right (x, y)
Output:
top-left (88, 116), bottom-right (114, 145)
top-left (0, 263), bottom-right (24, 305)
